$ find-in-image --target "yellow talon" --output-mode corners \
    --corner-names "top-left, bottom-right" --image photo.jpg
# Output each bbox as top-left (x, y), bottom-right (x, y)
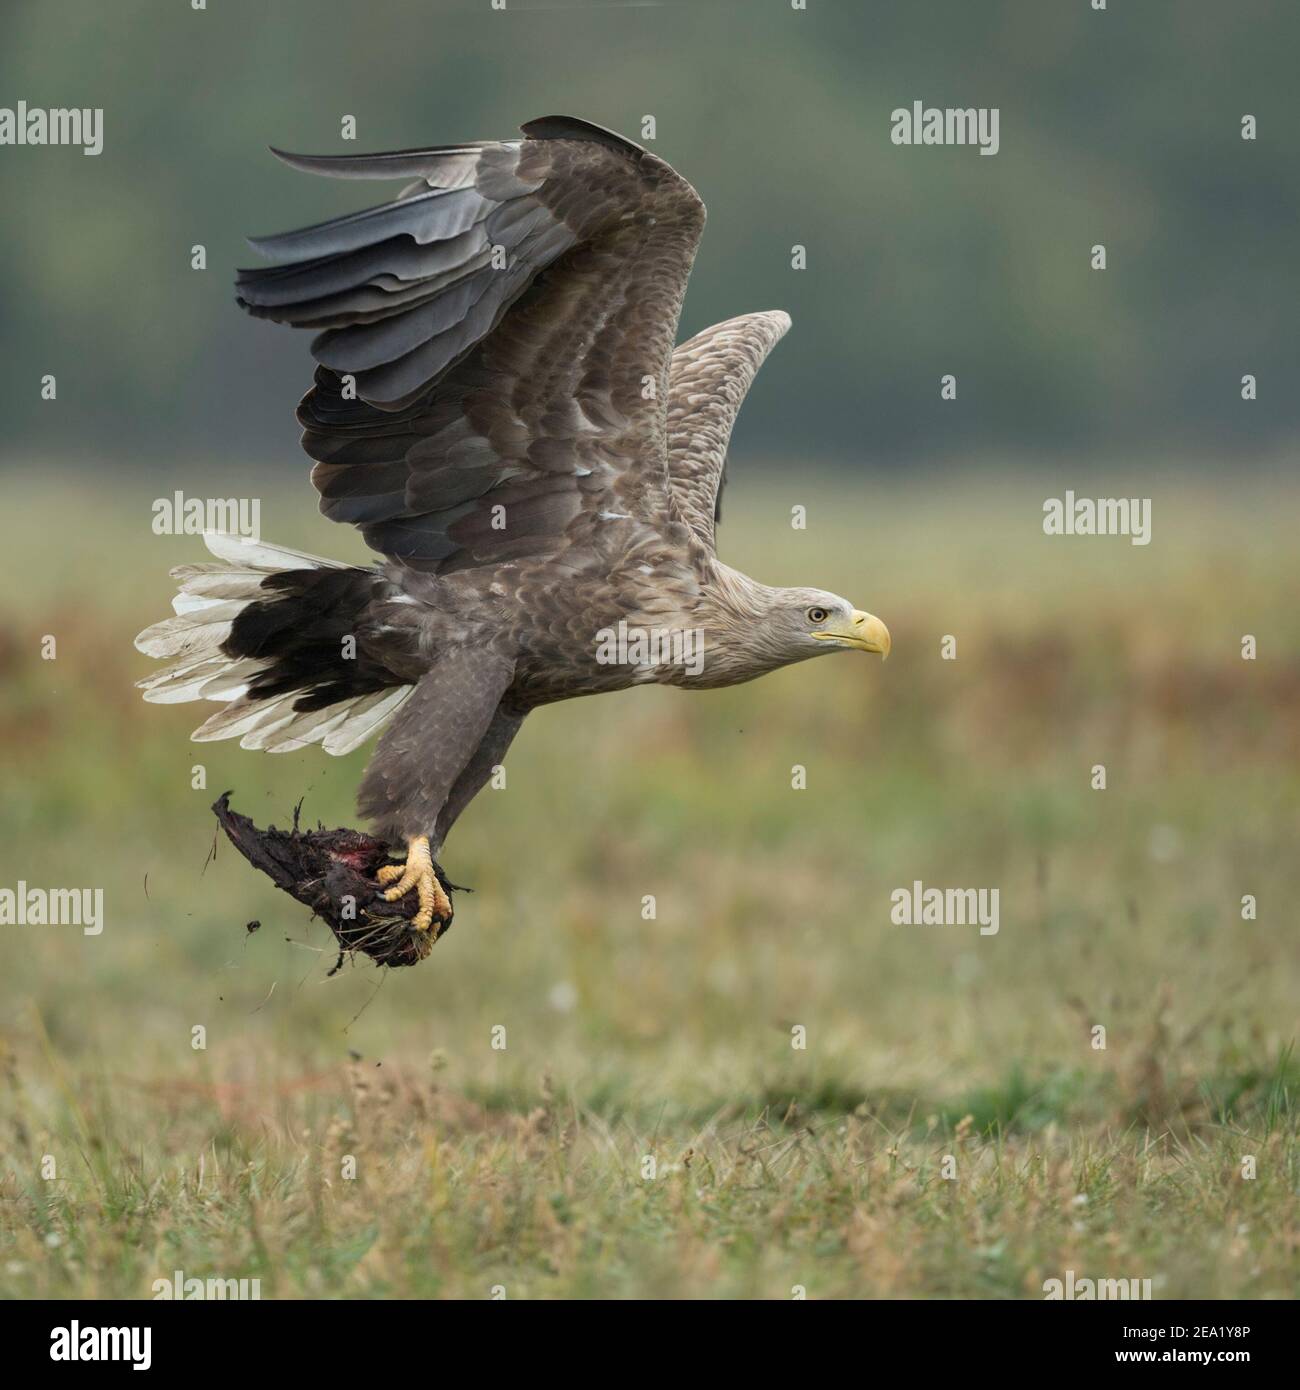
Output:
top-left (379, 835), bottom-right (451, 933)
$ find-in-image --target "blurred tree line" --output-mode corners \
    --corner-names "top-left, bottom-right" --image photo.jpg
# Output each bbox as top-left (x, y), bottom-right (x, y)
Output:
top-left (1, 0), bottom-right (1295, 471)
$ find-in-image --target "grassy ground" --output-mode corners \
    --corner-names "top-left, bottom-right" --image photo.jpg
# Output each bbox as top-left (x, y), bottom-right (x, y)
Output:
top-left (0, 466), bottom-right (1297, 1299)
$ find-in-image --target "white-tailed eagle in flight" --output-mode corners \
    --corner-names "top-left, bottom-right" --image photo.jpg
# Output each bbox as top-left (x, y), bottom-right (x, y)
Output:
top-left (136, 116), bottom-right (890, 937)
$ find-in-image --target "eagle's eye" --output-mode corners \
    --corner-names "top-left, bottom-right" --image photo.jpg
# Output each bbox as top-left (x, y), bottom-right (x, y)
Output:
top-left (806, 606), bottom-right (828, 625)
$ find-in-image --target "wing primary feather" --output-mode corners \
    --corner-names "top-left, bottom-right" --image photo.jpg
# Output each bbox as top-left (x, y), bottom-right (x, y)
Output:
top-left (246, 184), bottom-right (489, 265)
top-left (269, 143), bottom-right (512, 180)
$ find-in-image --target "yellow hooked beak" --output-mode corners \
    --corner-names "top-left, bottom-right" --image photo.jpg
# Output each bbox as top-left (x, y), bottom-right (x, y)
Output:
top-left (812, 610), bottom-right (891, 659)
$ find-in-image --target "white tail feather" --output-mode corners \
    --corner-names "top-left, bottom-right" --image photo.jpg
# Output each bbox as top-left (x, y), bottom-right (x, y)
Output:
top-left (139, 655), bottom-right (264, 704)
top-left (323, 687), bottom-right (412, 756)
top-left (135, 532), bottom-right (411, 757)
top-left (134, 613), bottom-right (236, 660)
top-left (261, 706), bottom-right (355, 753)
top-left (201, 532), bottom-right (344, 570)
top-left (193, 692), bottom-right (298, 743)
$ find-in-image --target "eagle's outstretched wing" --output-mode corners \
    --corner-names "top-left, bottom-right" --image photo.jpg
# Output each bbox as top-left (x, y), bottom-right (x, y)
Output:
top-left (235, 116), bottom-right (705, 572)
top-left (665, 310), bottom-right (791, 554)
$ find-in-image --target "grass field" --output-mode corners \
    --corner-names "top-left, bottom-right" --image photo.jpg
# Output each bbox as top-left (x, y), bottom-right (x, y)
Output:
top-left (0, 467), bottom-right (1297, 1299)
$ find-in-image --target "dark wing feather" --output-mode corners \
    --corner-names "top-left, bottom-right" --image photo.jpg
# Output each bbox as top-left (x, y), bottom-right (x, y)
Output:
top-left (665, 311), bottom-right (791, 554)
top-left (236, 116), bottom-right (705, 572)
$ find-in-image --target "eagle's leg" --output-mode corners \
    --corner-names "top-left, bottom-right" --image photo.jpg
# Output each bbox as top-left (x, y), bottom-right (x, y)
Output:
top-left (377, 835), bottom-right (450, 933)
top-left (357, 652), bottom-right (518, 935)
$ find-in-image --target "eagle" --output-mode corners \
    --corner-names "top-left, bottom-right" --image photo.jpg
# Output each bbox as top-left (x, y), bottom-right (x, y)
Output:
top-left (135, 116), bottom-right (890, 935)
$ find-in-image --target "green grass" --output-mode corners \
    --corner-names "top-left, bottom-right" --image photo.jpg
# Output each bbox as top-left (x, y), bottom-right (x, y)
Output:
top-left (0, 467), bottom-right (1296, 1298)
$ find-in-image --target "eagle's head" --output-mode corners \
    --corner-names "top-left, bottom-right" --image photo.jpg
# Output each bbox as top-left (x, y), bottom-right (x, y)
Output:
top-left (765, 586), bottom-right (891, 663)
top-left (692, 569), bottom-right (890, 685)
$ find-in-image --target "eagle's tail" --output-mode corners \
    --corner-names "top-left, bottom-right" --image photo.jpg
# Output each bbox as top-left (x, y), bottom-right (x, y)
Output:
top-left (133, 533), bottom-right (413, 755)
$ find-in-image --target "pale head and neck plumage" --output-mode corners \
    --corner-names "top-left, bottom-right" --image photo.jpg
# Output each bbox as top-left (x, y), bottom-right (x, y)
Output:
top-left (664, 560), bottom-right (890, 689)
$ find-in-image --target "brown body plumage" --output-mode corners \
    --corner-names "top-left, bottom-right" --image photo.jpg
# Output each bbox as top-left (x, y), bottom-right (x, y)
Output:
top-left (136, 116), bottom-right (888, 931)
